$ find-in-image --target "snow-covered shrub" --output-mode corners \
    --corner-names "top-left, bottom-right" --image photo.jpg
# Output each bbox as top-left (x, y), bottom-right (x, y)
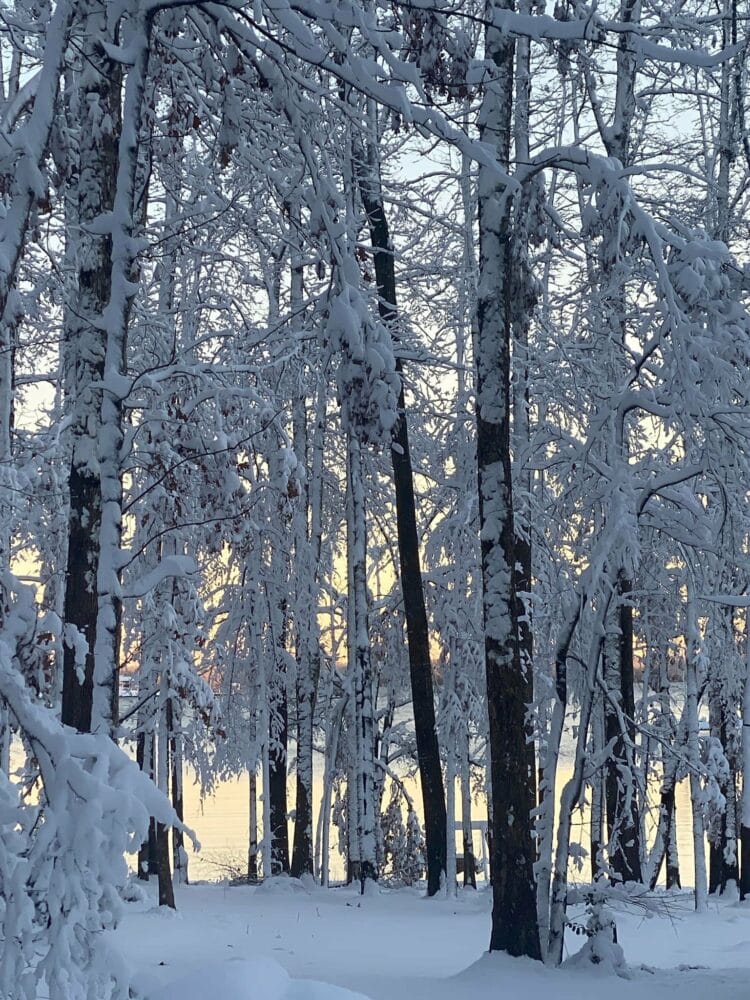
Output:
top-left (564, 894), bottom-right (628, 976)
top-left (380, 785), bottom-right (425, 886)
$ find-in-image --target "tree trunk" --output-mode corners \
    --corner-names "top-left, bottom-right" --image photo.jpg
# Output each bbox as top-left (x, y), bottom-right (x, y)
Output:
top-left (460, 751), bottom-right (476, 889)
top-left (604, 579), bottom-right (643, 883)
top-left (740, 619), bottom-right (750, 900)
top-left (347, 431), bottom-right (378, 888)
top-left (61, 1), bottom-right (122, 735)
top-left (291, 343), bottom-right (325, 879)
top-left (687, 594), bottom-right (707, 912)
top-left (590, 699), bottom-right (605, 881)
top-left (268, 640), bottom-right (290, 874)
top-left (156, 820), bottom-right (175, 909)
top-left (62, 0), bottom-right (150, 737)
top-left (157, 674), bottom-right (175, 908)
top-left (137, 727), bottom-right (151, 880)
top-left (476, 0), bottom-right (540, 959)
top-left (666, 806), bottom-right (681, 890)
top-left (248, 766), bottom-right (258, 881)
top-left (354, 131), bottom-right (446, 896)
top-left (169, 699), bottom-right (188, 885)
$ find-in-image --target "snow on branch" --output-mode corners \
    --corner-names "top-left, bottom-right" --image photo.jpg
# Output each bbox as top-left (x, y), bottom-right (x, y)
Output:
top-left (0, 581), bottom-right (195, 1000)
top-left (121, 554), bottom-right (199, 599)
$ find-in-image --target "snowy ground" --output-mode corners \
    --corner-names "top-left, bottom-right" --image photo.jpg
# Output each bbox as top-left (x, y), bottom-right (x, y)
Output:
top-left (117, 879), bottom-right (750, 1000)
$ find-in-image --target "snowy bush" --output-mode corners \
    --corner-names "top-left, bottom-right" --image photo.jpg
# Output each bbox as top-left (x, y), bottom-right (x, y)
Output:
top-left (380, 786), bottom-right (425, 886)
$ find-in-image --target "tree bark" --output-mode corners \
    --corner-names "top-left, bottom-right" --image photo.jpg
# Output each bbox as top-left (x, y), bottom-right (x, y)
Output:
top-left (347, 431), bottom-right (378, 887)
top-left (268, 649), bottom-right (290, 874)
top-left (476, 0), bottom-right (540, 959)
top-left (157, 673), bottom-right (175, 908)
top-left (248, 766), bottom-right (259, 881)
top-left (604, 577), bottom-right (643, 882)
top-left (354, 133), bottom-right (447, 897)
top-left (169, 698), bottom-right (188, 884)
top-left (740, 619), bottom-right (750, 900)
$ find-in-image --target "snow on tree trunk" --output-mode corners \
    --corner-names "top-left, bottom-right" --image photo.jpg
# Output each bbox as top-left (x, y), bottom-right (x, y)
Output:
top-left (547, 597), bottom-right (609, 964)
top-left (63, 4), bottom-right (151, 736)
top-left (319, 696), bottom-right (346, 887)
top-left (347, 430), bottom-right (377, 887)
top-left (0, 0), bottom-right (74, 322)
top-left (477, 0), bottom-right (539, 960)
top-left (61, 1), bottom-right (121, 733)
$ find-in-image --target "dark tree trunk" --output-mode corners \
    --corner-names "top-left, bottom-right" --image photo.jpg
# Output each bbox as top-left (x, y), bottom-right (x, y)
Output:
top-left (355, 151), bottom-right (447, 897)
top-left (248, 767), bottom-right (259, 881)
top-left (168, 698), bottom-right (188, 884)
top-left (666, 809), bottom-right (681, 890)
top-left (288, 217), bottom-right (320, 882)
top-left (649, 782), bottom-right (677, 890)
top-left (710, 830), bottom-right (724, 895)
top-left (137, 728), bottom-right (151, 880)
top-left (290, 695), bottom-right (314, 877)
top-left (156, 820), bottom-right (176, 909)
top-left (590, 773), bottom-right (605, 882)
top-left (476, 0), bottom-right (541, 959)
top-left (61, 469), bottom-right (101, 733)
top-left (461, 735), bottom-right (476, 888)
top-left (740, 824), bottom-right (750, 900)
top-left (148, 819), bottom-right (159, 876)
top-left (709, 680), bottom-right (738, 894)
top-left (269, 668), bottom-right (290, 875)
top-left (61, 5), bottom-right (122, 736)
top-left (605, 577), bottom-right (643, 883)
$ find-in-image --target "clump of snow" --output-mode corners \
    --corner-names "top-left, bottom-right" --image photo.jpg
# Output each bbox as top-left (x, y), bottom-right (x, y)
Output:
top-left (255, 873), bottom-right (313, 895)
top-left (150, 957), bottom-right (369, 1000)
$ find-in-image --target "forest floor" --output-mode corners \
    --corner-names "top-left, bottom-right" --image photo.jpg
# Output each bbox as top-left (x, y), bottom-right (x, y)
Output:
top-left (117, 878), bottom-right (750, 999)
